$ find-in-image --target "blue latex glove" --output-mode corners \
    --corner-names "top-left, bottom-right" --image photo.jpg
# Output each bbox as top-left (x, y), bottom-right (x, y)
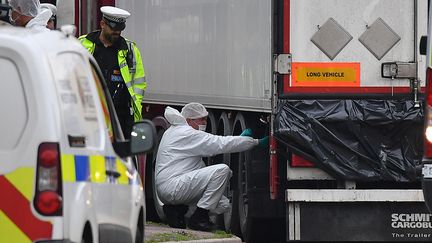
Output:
top-left (240, 128), bottom-right (253, 137)
top-left (258, 136), bottom-right (269, 147)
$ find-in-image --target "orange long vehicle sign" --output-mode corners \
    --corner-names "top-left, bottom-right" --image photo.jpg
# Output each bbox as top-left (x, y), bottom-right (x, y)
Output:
top-left (291, 62), bottom-right (360, 87)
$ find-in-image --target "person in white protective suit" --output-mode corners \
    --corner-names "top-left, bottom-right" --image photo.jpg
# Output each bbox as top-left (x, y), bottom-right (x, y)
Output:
top-left (40, 3), bottom-right (56, 30)
top-left (155, 103), bottom-right (268, 231)
top-left (8, 0), bottom-right (51, 30)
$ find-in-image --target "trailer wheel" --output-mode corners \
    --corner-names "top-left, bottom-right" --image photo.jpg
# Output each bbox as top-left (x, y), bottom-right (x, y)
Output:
top-left (145, 117), bottom-right (169, 222)
top-left (234, 112), bottom-right (278, 243)
top-left (232, 112), bottom-right (251, 240)
top-left (212, 111), bottom-right (240, 233)
top-left (151, 129), bottom-right (167, 221)
top-left (203, 110), bottom-right (218, 166)
top-left (237, 148), bottom-right (269, 243)
top-left (233, 112), bottom-right (284, 243)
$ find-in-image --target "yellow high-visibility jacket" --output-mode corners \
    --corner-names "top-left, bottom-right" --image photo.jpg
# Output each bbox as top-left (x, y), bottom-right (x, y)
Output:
top-left (79, 31), bottom-right (146, 121)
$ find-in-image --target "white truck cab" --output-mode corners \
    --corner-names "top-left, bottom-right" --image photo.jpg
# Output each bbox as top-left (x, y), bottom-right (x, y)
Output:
top-left (0, 25), bottom-right (155, 243)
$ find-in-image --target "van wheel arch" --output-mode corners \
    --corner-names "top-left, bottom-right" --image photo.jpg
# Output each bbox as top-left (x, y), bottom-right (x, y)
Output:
top-left (81, 221), bottom-right (93, 243)
top-left (135, 208), bottom-right (144, 243)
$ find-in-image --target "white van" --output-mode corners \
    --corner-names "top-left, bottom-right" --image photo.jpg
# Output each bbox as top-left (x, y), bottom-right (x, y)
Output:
top-left (0, 25), bottom-right (155, 243)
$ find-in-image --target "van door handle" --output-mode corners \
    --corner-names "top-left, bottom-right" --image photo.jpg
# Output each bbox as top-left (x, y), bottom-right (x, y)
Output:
top-left (106, 170), bottom-right (121, 178)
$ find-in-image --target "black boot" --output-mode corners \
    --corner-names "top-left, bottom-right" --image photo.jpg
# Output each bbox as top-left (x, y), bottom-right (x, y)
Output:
top-left (187, 207), bottom-right (215, 232)
top-left (163, 204), bottom-right (188, 229)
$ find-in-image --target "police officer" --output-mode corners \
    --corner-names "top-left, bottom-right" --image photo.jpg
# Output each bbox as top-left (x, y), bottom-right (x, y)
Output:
top-left (79, 6), bottom-right (146, 139)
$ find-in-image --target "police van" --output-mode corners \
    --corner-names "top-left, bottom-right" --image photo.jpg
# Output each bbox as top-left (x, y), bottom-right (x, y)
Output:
top-left (0, 25), bottom-right (155, 243)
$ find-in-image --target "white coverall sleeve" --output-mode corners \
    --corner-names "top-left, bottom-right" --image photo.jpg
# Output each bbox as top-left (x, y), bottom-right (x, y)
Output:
top-left (25, 9), bottom-right (52, 30)
top-left (180, 129), bottom-right (258, 158)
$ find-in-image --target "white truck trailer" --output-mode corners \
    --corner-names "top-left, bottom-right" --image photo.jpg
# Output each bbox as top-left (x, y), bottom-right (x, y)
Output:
top-left (114, 0), bottom-right (430, 242)
top-left (116, 0), bottom-right (432, 242)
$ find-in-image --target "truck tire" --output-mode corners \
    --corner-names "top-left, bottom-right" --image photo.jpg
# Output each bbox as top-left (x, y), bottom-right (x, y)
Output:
top-left (215, 111), bottom-right (233, 167)
top-left (206, 110), bottom-right (218, 135)
top-left (203, 110), bottom-right (218, 166)
top-left (213, 111), bottom-right (240, 233)
top-left (151, 129), bottom-right (166, 221)
top-left (238, 150), bottom-right (276, 243)
top-left (145, 149), bottom-right (160, 221)
top-left (231, 112), bottom-right (252, 240)
top-left (145, 116), bottom-right (170, 222)
top-left (233, 112), bottom-right (282, 243)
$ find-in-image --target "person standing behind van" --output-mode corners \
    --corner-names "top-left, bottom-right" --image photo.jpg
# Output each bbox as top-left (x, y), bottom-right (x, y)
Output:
top-left (40, 3), bottom-right (55, 30)
top-left (79, 6), bottom-right (146, 139)
top-left (8, 0), bottom-right (51, 30)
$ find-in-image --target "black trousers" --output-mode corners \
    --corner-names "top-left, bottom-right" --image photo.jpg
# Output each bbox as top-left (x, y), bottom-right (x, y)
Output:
top-left (115, 104), bottom-right (134, 139)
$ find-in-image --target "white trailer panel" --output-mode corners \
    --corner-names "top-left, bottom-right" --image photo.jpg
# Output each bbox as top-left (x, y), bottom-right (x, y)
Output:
top-left (290, 0), bottom-right (427, 87)
top-left (117, 0), bottom-right (273, 112)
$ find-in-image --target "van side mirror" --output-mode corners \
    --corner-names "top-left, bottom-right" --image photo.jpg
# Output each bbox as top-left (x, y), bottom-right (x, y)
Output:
top-left (420, 36), bottom-right (427, 56)
top-left (130, 120), bottom-right (156, 154)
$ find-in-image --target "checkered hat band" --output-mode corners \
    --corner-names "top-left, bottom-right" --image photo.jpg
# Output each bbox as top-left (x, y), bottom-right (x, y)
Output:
top-left (103, 14), bottom-right (126, 23)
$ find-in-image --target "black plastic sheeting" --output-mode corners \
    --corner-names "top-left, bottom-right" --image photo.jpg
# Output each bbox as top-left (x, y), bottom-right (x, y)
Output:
top-left (275, 99), bottom-right (424, 181)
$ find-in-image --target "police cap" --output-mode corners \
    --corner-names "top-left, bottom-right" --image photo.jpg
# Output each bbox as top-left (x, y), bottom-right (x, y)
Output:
top-left (101, 6), bottom-right (130, 31)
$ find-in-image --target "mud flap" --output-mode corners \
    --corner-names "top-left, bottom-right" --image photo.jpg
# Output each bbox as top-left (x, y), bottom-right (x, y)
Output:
top-left (287, 201), bottom-right (432, 242)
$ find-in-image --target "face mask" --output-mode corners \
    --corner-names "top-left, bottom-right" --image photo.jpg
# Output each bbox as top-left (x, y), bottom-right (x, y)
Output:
top-left (191, 119), bottom-right (207, 131)
top-left (198, 124), bottom-right (207, 131)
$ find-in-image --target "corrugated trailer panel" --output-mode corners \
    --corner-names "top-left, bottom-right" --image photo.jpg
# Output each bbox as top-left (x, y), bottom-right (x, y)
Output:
top-left (117, 0), bottom-right (273, 112)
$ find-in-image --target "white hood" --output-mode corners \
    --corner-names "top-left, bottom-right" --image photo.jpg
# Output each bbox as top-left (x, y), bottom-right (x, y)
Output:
top-left (26, 8), bottom-right (51, 31)
top-left (164, 106), bottom-right (187, 125)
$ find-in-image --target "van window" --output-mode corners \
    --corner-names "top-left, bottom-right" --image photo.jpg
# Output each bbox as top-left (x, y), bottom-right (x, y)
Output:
top-left (89, 62), bottom-right (124, 142)
top-left (52, 53), bottom-right (102, 148)
top-left (92, 67), bottom-right (114, 142)
top-left (0, 57), bottom-right (27, 150)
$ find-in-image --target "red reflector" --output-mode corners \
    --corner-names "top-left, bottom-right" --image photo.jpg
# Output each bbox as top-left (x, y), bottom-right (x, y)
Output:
top-left (35, 191), bottom-right (62, 215)
top-left (39, 144), bottom-right (59, 167)
top-left (291, 154), bottom-right (315, 167)
top-left (425, 138), bottom-right (432, 159)
top-left (427, 68), bottom-right (432, 106)
top-left (425, 68), bottom-right (432, 159)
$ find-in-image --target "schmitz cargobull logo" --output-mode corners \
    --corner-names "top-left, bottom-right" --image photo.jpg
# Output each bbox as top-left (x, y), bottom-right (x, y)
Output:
top-left (392, 213), bottom-right (432, 229)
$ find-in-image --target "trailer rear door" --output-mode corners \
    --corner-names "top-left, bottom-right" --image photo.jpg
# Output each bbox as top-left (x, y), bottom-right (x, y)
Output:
top-left (286, 0), bottom-right (427, 93)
